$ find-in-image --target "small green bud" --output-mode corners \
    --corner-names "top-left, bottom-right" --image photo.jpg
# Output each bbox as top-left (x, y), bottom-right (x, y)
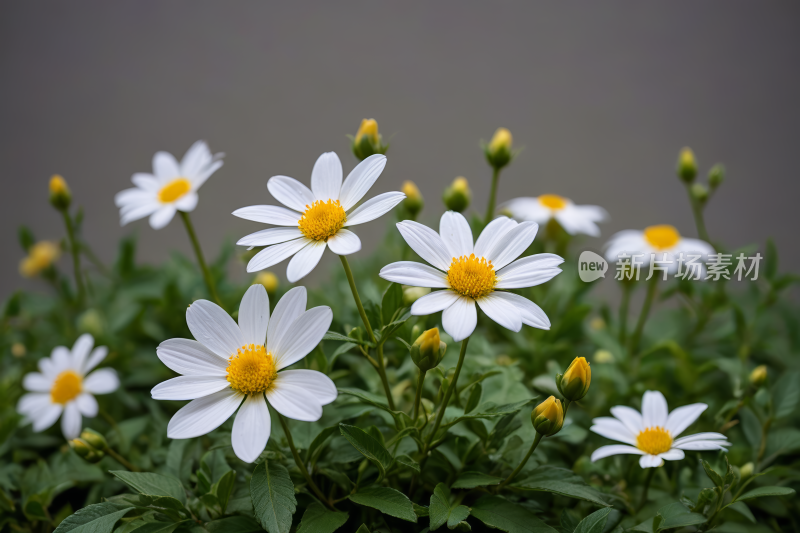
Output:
top-left (351, 118), bottom-right (388, 161)
top-left (401, 181), bottom-right (424, 218)
top-left (80, 428), bottom-right (108, 452)
top-left (677, 147), bottom-right (697, 183)
top-left (690, 182), bottom-right (709, 203)
top-left (740, 462), bottom-right (754, 478)
top-left (484, 128), bottom-right (513, 170)
top-left (708, 164), bottom-right (725, 190)
top-left (402, 285), bottom-right (431, 307)
top-left (531, 396), bottom-right (564, 436)
top-left (410, 328), bottom-right (446, 372)
top-left (443, 177), bottom-right (471, 212)
top-left (49, 175), bottom-right (72, 210)
top-left (69, 438), bottom-right (94, 459)
top-left (749, 365), bottom-right (767, 387)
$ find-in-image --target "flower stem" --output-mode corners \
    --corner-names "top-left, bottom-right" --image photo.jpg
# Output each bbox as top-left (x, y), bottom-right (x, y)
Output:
top-left (496, 432), bottom-right (543, 491)
top-left (629, 276), bottom-right (658, 357)
top-left (179, 211), bottom-right (223, 308)
top-left (61, 211), bottom-right (85, 304)
top-left (484, 167), bottom-right (501, 225)
top-left (423, 336), bottom-right (470, 455)
top-left (685, 184), bottom-right (712, 246)
top-left (106, 447), bottom-right (141, 472)
top-left (278, 414), bottom-right (336, 510)
top-left (618, 282), bottom-right (631, 344)
top-left (339, 255), bottom-right (396, 410)
top-left (638, 467), bottom-right (656, 511)
top-left (412, 369), bottom-right (427, 422)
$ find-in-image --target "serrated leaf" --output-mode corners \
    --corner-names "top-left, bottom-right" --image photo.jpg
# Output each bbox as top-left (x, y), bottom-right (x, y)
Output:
top-left (514, 466), bottom-right (608, 507)
top-left (573, 507), bottom-right (611, 533)
top-left (205, 515), bottom-right (264, 533)
top-left (250, 460), bottom-right (297, 533)
top-left (339, 424), bottom-right (394, 483)
top-left (109, 471), bottom-right (186, 506)
top-left (296, 502), bottom-right (348, 533)
top-left (429, 483), bottom-right (470, 531)
top-left (395, 454), bottom-right (420, 473)
top-left (338, 388), bottom-right (413, 428)
top-left (470, 495), bottom-right (557, 533)
top-left (349, 486), bottom-right (417, 523)
top-left (53, 502), bottom-right (132, 533)
top-left (772, 371), bottom-right (800, 419)
top-left (735, 486), bottom-right (796, 501)
top-left (702, 461), bottom-right (724, 488)
top-left (452, 471), bottom-right (502, 489)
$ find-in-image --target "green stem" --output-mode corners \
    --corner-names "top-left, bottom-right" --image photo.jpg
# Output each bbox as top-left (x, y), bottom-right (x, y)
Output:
top-left (413, 369), bottom-right (426, 422)
top-left (62, 211), bottom-right (85, 304)
top-left (278, 415), bottom-right (336, 510)
top-left (339, 255), bottom-right (396, 410)
top-left (629, 276), bottom-right (658, 357)
top-left (484, 167), bottom-right (501, 225)
top-left (638, 467), bottom-right (656, 511)
top-left (619, 282), bottom-right (631, 345)
top-left (686, 190), bottom-right (712, 245)
top-left (423, 336), bottom-right (470, 455)
top-left (179, 211), bottom-right (222, 308)
top-left (496, 432), bottom-right (543, 491)
top-left (105, 447), bottom-right (141, 472)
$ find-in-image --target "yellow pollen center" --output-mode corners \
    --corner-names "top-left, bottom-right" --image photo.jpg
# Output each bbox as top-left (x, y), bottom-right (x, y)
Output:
top-left (226, 344), bottom-right (278, 395)
top-left (158, 178), bottom-right (192, 203)
top-left (298, 200), bottom-right (347, 241)
top-left (447, 254), bottom-right (497, 299)
top-left (644, 224), bottom-right (680, 250)
top-left (539, 194), bottom-right (568, 210)
top-left (51, 370), bottom-right (82, 404)
top-left (636, 426), bottom-right (673, 455)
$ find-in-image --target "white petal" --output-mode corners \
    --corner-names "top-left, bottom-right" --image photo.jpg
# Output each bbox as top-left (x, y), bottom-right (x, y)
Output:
top-left (38, 355), bottom-right (58, 379)
top-left (23, 373), bottom-right (52, 393)
top-left (590, 417), bottom-right (637, 445)
top-left (75, 393), bottom-right (98, 417)
top-left (665, 404), bottom-right (707, 438)
top-left (380, 261), bottom-right (448, 288)
top-left (311, 152), bottom-right (343, 202)
top-left (167, 388), bottom-right (243, 439)
top-left (658, 449), bottom-right (685, 461)
top-left (51, 346), bottom-right (72, 373)
top-left (679, 238), bottom-right (715, 257)
top-left (83, 369), bottom-right (120, 394)
top-left (61, 402), bottom-right (82, 440)
top-left (187, 300), bottom-right (245, 357)
top-left (239, 284), bottom-right (270, 346)
top-left (174, 191), bottom-right (199, 212)
top-left (268, 176), bottom-right (316, 212)
top-left (485, 221), bottom-right (539, 270)
top-left (267, 287), bottom-right (307, 355)
top-left (500, 198), bottom-right (551, 224)
top-left (396, 221), bottom-right (452, 271)
top-left (17, 393), bottom-right (51, 415)
top-left (232, 394), bottom-right (271, 463)
top-left (611, 406), bottom-right (644, 435)
top-left (639, 455), bottom-right (664, 468)
top-left (496, 254), bottom-right (564, 289)
top-left (153, 151), bottom-right (181, 180)
top-left (477, 293), bottom-right (522, 332)
top-left (237, 228), bottom-right (304, 247)
top-left (439, 211), bottom-right (474, 258)
top-left (674, 440), bottom-right (730, 451)
top-left (32, 403), bottom-right (62, 432)
top-left (83, 347), bottom-right (108, 375)
top-left (642, 391), bottom-right (669, 428)
top-left (339, 154), bottom-right (387, 210)
top-left (193, 159), bottom-right (224, 189)
top-left (673, 432), bottom-right (729, 446)
top-left (326, 229), bottom-right (361, 256)
top-left (442, 296), bottom-right (477, 342)
top-left (496, 292), bottom-right (551, 329)
top-left (180, 140), bottom-right (212, 177)
top-left (287, 240), bottom-right (327, 282)
top-left (157, 339), bottom-right (228, 376)
top-left (149, 205), bottom-right (177, 230)
top-left (591, 444), bottom-right (645, 462)
top-left (273, 307), bottom-right (333, 370)
top-left (411, 290), bottom-right (460, 315)
top-left (151, 376), bottom-right (230, 400)
top-left (71, 334), bottom-right (94, 373)
top-left (266, 382), bottom-right (323, 422)
top-left (474, 217), bottom-right (518, 258)
top-left (233, 205), bottom-right (302, 226)
top-left (346, 192), bottom-right (405, 226)
top-left (120, 201), bottom-right (160, 226)
top-left (246, 238), bottom-right (309, 273)
top-left (275, 370), bottom-right (337, 405)
top-left (131, 173), bottom-right (160, 192)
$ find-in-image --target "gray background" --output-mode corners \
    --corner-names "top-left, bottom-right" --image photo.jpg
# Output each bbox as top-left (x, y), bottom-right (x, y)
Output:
top-left (2, 2), bottom-right (798, 299)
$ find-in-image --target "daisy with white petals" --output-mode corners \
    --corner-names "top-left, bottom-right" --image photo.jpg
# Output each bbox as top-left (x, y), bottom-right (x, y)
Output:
top-left (152, 284), bottom-right (336, 463)
top-left (115, 141), bottom-right (224, 230)
top-left (501, 194), bottom-right (608, 237)
top-left (17, 334), bottom-right (119, 440)
top-left (233, 152), bottom-right (405, 282)
top-left (604, 225), bottom-right (714, 275)
top-left (590, 390), bottom-right (730, 468)
top-left (380, 212), bottom-right (563, 342)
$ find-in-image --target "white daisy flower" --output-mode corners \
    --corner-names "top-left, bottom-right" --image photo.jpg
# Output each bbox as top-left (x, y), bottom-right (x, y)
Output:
top-left (379, 212), bottom-right (563, 342)
top-left (152, 284), bottom-right (336, 463)
top-left (604, 225), bottom-right (714, 274)
top-left (590, 390), bottom-right (730, 468)
top-left (17, 334), bottom-right (119, 440)
top-left (501, 194), bottom-right (608, 237)
top-left (233, 152), bottom-right (405, 282)
top-left (115, 141), bottom-right (224, 230)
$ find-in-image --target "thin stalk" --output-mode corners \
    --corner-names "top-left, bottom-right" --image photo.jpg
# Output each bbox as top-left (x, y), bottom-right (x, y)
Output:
top-left (638, 467), bottom-right (656, 511)
top-left (106, 448), bottom-right (140, 472)
top-left (423, 336), bottom-right (470, 455)
top-left (413, 369), bottom-right (427, 422)
top-left (619, 282), bottom-right (631, 344)
top-left (278, 415), bottom-right (336, 510)
top-left (686, 189), bottom-right (712, 245)
top-left (339, 255), bottom-right (396, 410)
top-left (629, 276), bottom-right (659, 357)
top-left (179, 211), bottom-right (223, 308)
top-left (496, 432), bottom-right (543, 491)
top-left (62, 211), bottom-right (85, 304)
top-left (484, 167), bottom-right (501, 225)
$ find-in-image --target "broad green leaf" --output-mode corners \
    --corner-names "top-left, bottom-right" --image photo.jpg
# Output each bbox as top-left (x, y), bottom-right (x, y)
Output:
top-left (323, 331), bottom-right (374, 347)
top-left (514, 466), bottom-right (608, 507)
top-left (205, 515), bottom-right (264, 533)
top-left (349, 486), bottom-right (417, 523)
top-left (355, 526), bottom-right (370, 533)
top-left (109, 471), bottom-right (186, 506)
top-left (381, 283), bottom-right (403, 326)
top-left (53, 502), bottom-right (132, 533)
top-left (465, 384), bottom-right (482, 414)
top-left (470, 496), bottom-right (557, 533)
top-left (338, 388), bottom-right (413, 427)
top-left (296, 502), bottom-right (348, 533)
top-left (429, 483), bottom-right (470, 531)
top-left (452, 471), bottom-right (502, 489)
top-left (727, 501), bottom-right (755, 523)
top-left (250, 460), bottom-right (297, 533)
top-left (339, 424), bottom-right (394, 482)
top-left (212, 469), bottom-right (236, 513)
top-left (772, 371), bottom-right (800, 419)
top-left (122, 520), bottom-right (188, 533)
top-left (395, 454), bottom-right (420, 473)
top-left (573, 508), bottom-right (611, 533)
top-left (653, 502), bottom-right (706, 531)
top-left (306, 426), bottom-right (340, 465)
top-left (702, 461), bottom-right (724, 488)
top-left (735, 486), bottom-right (796, 501)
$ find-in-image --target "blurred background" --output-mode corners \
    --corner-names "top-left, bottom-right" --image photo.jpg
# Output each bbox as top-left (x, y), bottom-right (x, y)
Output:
top-left (2, 2), bottom-right (799, 300)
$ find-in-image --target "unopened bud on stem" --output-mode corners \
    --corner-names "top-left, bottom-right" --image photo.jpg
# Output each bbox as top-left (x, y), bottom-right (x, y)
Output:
top-left (49, 175), bottom-right (72, 210)
top-left (443, 177), bottom-right (471, 212)
top-left (677, 147), bottom-right (697, 183)
top-left (531, 396), bottom-right (564, 437)
top-left (556, 357), bottom-right (591, 402)
top-left (485, 128), bottom-right (513, 170)
top-left (411, 328), bottom-right (446, 372)
top-left (749, 365), bottom-right (767, 387)
top-left (402, 181), bottom-right (424, 217)
top-left (351, 118), bottom-right (388, 161)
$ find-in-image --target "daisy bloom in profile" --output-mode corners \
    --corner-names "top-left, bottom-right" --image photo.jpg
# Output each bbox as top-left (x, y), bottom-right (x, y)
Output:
top-left (590, 390), bottom-right (730, 468)
top-left (115, 141), bottom-right (224, 230)
top-left (379, 212), bottom-right (563, 341)
top-left (233, 152), bottom-right (405, 282)
top-left (604, 225), bottom-right (714, 275)
top-left (500, 195), bottom-right (608, 237)
top-left (17, 334), bottom-right (119, 440)
top-left (152, 284), bottom-right (336, 463)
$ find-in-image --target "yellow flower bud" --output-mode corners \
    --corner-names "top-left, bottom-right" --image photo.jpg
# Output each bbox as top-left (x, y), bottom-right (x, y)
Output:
top-left (443, 177), bottom-right (471, 212)
top-left (254, 272), bottom-right (279, 294)
top-left (402, 285), bottom-right (430, 306)
top-left (401, 181), bottom-right (424, 217)
top-left (411, 327), bottom-right (446, 372)
top-left (488, 128), bottom-right (512, 154)
top-left (531, 395), bottom-right (564, 436)
top-left (11, 343), bottom-right (26, 358)
top-left (355, 118), bottom-right (379, 144)
top-left (69, 438), bottom-right (94, 459)
top-left (485, 128), bottom-right (513, 170)
top-left (677, 147), bottom-right (697, 183)
top-left (740, 462), bottom-right (754, 478)
top-left (19, 241), bottom-right (61, 278)
top-left (558, 357), bottom-right (591, 401)
top-left (749, 365), bottom-right (767, 387)
top-left (80, 428), bottom-right (108, 452)
top-left (49, 174), bottom-right (72, 210)
top-left (351, 118), bottom-right (388, 161)
top-left (593, 349), bottom-right (614, 364)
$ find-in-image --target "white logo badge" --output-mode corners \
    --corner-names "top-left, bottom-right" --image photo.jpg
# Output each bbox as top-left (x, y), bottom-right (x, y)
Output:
top-left (578, 251), bottom-right (608, 282)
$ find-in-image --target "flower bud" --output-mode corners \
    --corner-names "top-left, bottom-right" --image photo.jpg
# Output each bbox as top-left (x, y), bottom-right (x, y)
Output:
top-left (254, 271), bottom-right (279, 294)
top-left (749, 365), bottom-right (767, 387)
top-left (402, 285), bottom-right (431, 306)
top-left (69, 438), bottom-right (94, 459)
top-left (11, 343), bottom-right (26, 358)
top-left (80, 428), bottom-right (108, 452)
top-left (708, 164), bottom-right (725, 190)
top-left (557, 357), bottom-right (591, 402)
top-left (351, 118), bottom-right (388, 161)
top-left (49, 175), bottom-right (72, 210)
top-left (443, 177), bottom-right (471, 213)
top-left (485, 128), bottom-right (513, 170)
top-left (531, 396), bottom-right (564, 436)
top-left (593, 349), bottom-right (614, 364)
top-left (19, 241), bottom-right (61, 278)
top-left (77, 309), bottom-right (105, 338)
top-left (690, 183), bottom-right (709, 204)
top-left (677, 147), bottom-right (697, 183)
top-left (410, 328), bottom-right (446, 372)
top-left (401, 181), bottom-right (424, 218)
top-left (740, 462), bottom-right (754, 479)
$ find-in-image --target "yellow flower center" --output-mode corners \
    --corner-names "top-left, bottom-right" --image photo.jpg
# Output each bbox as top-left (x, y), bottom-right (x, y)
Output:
top-left (51, 370), bottom-right (83, 404)
top-left (644, 224), bottom-right (680, 250)
top-left (539, 194), bottom-right (568, 210)
top-left (636, 426), bottom-right (673, 455)
top-left (226, 344), bottom-right (278, 395)
top-left (447, 254), bottom-right (497, 299)
top-left (298, 200), bottom-right (347, 241)
top-left (158, 178), bottom-right (192, 203)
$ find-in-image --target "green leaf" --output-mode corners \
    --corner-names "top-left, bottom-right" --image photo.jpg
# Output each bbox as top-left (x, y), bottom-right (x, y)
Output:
top-left (735, 486), bottom-right (796, 501)
top-left (250, 460), bottom-right (297, 533)
top-left (443, 399), bottom-right (535, 428)
top-left (324, 331), bottom-right (374, 347)
top-left (465, 384), bottom-right (482, 414)
top-left (381, 283), bottom-right (403, 326)
top-left (573, 508), bottom-right (611, 533)
top-left (395, 454), bottom-right (420, 473)
top-left (702, 461), bottom-right (724, 488)
top-left (212, 469), bottom-right (236, 513)
top-left (338, 388), bottom-right (413, 428)
top-left (772, 371), bottom-right (800, 420)
top-left (122, 520), bottom-right (188, 533)
top-left (653, 502), bottom-right (706, 531)
top-left (109, 471), bottom-right (186, 506)
top-left (355, 526), bottom-right (370, 533)
top-left (452, 471), bottom-right (502, 489)
top-left (514, 466), bottom-right (608, 507)
top-left (339, 424), bottom-right (394, 482)
top-left (296, 502), bottom-right (348, 533)
top-left (205, 515), bottom-right (264, 533)
top-left (726, 501), bottom-right (755, 523)
top-left (429, 483), bottom-right (470, 531)
top-left (306, 426), bottom-right (340, 465)
top-left (53, 502), bottom-right (132, 533)
top-left (470, 495), bottom-right (558, 533)
top-left (349, 486), bottom-right (417, 523)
